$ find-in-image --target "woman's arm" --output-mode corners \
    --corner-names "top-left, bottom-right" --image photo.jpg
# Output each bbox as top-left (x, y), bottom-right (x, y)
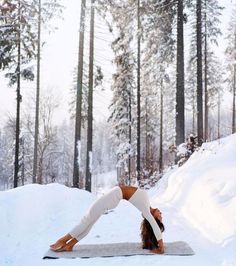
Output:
top-left (150, 239), bottom-right (164, 254)
top-left (143, 211), bottom-right (162, 241)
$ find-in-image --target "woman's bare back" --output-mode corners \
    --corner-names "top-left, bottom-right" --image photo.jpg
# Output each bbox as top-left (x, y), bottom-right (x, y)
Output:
top-left (119, 186), bottom-right (138, 200)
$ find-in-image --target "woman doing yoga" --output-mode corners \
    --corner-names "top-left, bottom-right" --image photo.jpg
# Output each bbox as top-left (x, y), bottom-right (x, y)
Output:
top-left (50, 185), bottom-right (165, 254)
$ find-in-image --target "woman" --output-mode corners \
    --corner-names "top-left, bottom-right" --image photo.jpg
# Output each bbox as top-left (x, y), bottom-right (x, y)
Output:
top-left (50, 185), bottom-right (165, 254)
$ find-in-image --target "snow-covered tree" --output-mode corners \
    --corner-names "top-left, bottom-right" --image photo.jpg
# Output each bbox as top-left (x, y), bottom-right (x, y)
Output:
top-left (93, 119), bottom-right (116, 175)
top-left (0, 0), bottom-right (36, 82)
top-left (109, 31), bottom-right (136, 182)
top-left (0, 124), bottom-right (14, 189)
top-left (225, 5), bottom-right (236, 134)
top-left (107, 0), bottom-right (136, 184)
top-left (140, 0), bottom-right (176, 173)
top-left (186, 0), bottom-right (223, 141)
top-left (31, 0), bottom-right (63, 184)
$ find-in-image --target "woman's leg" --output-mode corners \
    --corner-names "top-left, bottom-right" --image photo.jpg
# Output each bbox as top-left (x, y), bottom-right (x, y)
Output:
top-left (68, 187), bottom-right (122, 240)
top-left (50, 186), bottom-right (122, 251)
top-left (52, 222), bottom-right (95, 252)
top-left (50, 197), bottom-right (108, 251)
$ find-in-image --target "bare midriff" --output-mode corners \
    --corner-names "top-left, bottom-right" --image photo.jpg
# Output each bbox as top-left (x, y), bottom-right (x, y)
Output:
top-left (119, 186), bottom-right (138, 200)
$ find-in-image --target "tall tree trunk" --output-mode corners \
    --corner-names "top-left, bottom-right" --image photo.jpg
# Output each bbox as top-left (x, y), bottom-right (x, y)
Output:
top-left (192, 95), bottom-right (196, 134)
top-left (73, 0), bottom-right (86, 188)
top-left (232, 32), bottom-right (236, 134)
top-left (145, 98), bottom-right (148, 170)
top-left (159, 79), bottom-right (163, 173)
top-left (217, 92), bottom-right (221, 139)
top-left (204, 0), bottom-right (208, 141)
top-left (137, 0), bottom-right (141, 182)
top-left (38, 154), bottom-right (43, 184)
top-left (196, 0), bottom-right (203, 145)
top-left (14, 0), bottom-right (21, 188)
top-left (128, 89), bottom-right (132, 185)
top-left (176, 0), bottom-right (185, 146)
top-left (33, 0), bottom-right (41, 184)
top-left (85, 0), bottom-right (94, 192)
top-left (232, 65), bottom-right (236, 134)
top-left (21, 137), bottom-right (25, 185)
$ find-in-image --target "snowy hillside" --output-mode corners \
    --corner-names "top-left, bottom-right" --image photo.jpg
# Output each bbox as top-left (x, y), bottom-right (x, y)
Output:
top-left (1, 134), bottom-right (236, 266)
top-left (152, 133), bottom-right (236, 243)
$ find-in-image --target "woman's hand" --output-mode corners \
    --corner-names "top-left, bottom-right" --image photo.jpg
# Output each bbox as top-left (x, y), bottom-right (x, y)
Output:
top-left (150, 239), bottom-right (164, 254)
top-left (150, 248), bottom-right (164, 254)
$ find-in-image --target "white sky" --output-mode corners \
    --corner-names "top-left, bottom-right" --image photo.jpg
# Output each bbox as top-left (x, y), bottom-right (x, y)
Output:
top-left (0, 0), bottom-right (234, 128)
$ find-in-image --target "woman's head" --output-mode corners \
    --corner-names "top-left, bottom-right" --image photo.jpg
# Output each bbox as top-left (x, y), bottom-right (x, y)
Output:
top-left (151, 208), bottom-right (162, 221)
top-left (140, 218), bottom-right (165, 250)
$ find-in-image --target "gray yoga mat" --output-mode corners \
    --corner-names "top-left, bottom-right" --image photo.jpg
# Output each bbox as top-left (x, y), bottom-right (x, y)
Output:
top-left (43, 241), bottom-right (195, 259)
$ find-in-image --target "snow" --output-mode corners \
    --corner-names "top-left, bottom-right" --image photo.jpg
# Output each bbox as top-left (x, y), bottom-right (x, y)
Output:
top-left (1, 134), bottom-right (236, 266)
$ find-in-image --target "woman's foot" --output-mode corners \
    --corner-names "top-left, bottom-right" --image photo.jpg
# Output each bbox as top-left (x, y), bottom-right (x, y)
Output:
top-left (50, 240), bottom-right (66, 251)
top-left (53, 243), bottom-right (74, 252)
top-left (50, 236), bottom-right (78, 252)
top-left (50, 234), bottom-right (73, 251)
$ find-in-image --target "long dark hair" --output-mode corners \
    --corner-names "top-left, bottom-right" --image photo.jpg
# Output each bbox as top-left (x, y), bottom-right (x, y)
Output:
top-left (140, 218), bottom-right (165, 250)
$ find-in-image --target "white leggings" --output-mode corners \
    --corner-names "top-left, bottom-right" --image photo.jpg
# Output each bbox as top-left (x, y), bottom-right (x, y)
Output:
top-left (69, 186), bottom-right (123, 241)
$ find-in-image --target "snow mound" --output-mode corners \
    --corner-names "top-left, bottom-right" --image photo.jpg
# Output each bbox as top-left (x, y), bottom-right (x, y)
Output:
top-left (0, 183), bottom-right (96, 263)
top-left (154, 134), bottom-right (236, 244)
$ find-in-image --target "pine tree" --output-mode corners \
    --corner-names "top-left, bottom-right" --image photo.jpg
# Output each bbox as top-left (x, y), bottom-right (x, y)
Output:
top-left (186, 0), bottom-right (223, 140)
top-left (202, 0), bottom-right (223, 140)
top-left (0, 1), bottom-right (17, 69)
top-left (225, 5), bottom-right (236, 134)
top-left (107, 0), bottom-right (136, 184)
top-left (0, 123), bottom-right (15, 189)
top-left (141, 0), bottom-right (176, 172)
top-left (186, 39), bottom-right (198, 134)
top-left (109, 33), bottom-right (136, 183)
top-left (0, 0), bottom-right (37, 188)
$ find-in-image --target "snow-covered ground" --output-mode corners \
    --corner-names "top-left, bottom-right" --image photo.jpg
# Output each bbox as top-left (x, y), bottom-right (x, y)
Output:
top-left (1, 134), bottom-right (236, 266)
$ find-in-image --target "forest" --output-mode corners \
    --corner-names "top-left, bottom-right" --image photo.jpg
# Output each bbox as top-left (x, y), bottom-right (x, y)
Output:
top-left (0, 0), bottom-right (235, 191)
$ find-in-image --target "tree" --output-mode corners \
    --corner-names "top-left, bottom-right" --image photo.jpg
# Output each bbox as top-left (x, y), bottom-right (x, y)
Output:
top-left (92, 120), bottom-right (116, 175)
top-left (186, 39), bottom-right (197, 134)
top-left (202, 0), bottom-right (223, 141)
top-left (186, 0), bottom-right (223, 141)
top-left (141, 0), bottom-right (175, 173)
top-left (176, 0), bottom-right (185, 146)
top-left (73, 0), bottom-right (86, 188)
top-left (225, 5), bottom-right (236, 134)
top-left (106, 0), bottom-right (136, 184)
top-left (136, 0), bottom-right (141, 181)
top-left (32, 0), bottom-right (63, 184)
top-left (0, 121), bottom-right (15, 189)
top-left (0, 0), bottom-right (37, 187)
top-left (109, 33), bottom-right (136, 184)
top-left (85, 0), bottom-right (95, 192)
top-left (0, 1), bottom-right (17, 70)
top-left (186, 0), bottom-right (222, 140)
top-left (196, 0), bottom-right (203, 146)
top-left (36, 92), bottom-right (58, 184)
top-left (206, 52), bottom-right (224, 139)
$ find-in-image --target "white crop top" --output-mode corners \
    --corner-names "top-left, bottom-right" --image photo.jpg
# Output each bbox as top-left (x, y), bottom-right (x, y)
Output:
top-left (128, 188), bottom-right (162, 241)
